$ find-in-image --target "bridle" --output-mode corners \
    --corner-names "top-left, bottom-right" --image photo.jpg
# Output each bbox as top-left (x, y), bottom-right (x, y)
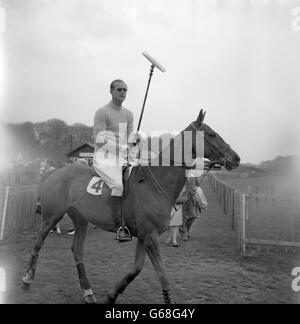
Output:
top-left (143, 121), bottom-right (229, 215)
top-left (146, 159), bottom-right (221, 218)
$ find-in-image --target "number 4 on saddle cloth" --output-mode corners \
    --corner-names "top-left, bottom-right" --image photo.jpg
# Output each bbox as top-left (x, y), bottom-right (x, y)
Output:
top-left (86, 165), bottom-right (135, 242)
top-left (87, 177), bottom-right (104, 195)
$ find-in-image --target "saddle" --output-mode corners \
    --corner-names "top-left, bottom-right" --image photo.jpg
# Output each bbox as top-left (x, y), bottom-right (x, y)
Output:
top-left (87, 165), bottom-right (137, 196)
top-left (89, 165), bottom-right (138, 242)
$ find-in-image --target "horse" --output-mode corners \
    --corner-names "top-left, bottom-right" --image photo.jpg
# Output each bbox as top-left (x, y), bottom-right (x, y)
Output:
top-left (22, 109), bottom-right (240, 304)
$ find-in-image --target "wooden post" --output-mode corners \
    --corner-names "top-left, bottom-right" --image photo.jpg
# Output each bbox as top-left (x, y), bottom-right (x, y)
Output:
top-left (247, 186), bottom-right (251, 221)
top-left (237, 192), bottom-right (241, 249)
top-left (223, 185), bottom-right (226, 215)
top-left (0, 187), bottom-right (10, 241)
top-left (290, 202), bottom-right (295, 244)
top-left (240, 193), bottom-right (246, 254)
top-left (245, 193), bottom-right (249, 222)
top-left (271, 186), bottom-right (277, 242)
top-left (231, 189), bottom-right (235, 230)
top-left (255, 186), bottom-right (258, 209)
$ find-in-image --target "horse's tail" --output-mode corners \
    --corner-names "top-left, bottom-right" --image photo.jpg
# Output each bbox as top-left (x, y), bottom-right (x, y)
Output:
top-left (35, 169), bottom-right (56, 214)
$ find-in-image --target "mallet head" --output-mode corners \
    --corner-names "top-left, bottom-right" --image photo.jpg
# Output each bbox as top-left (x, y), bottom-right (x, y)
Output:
top-left (142, 52), bottom-right (166, 73)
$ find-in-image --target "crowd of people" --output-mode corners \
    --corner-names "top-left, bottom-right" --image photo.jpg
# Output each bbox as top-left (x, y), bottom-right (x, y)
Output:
top-left (0, 156), bottom-right (67, 187)
top-left (0, 158), bottom-right (41, 187)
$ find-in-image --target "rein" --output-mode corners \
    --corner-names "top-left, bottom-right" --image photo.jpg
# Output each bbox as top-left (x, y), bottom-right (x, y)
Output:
top-left (169, 166), bottom-right (214, 221)
top-left (146, 165), bottom-right (176, 210)
top-left (140, 121), bottom-right (227, 219)
top-left (146, 161), bottom-right (220, 220)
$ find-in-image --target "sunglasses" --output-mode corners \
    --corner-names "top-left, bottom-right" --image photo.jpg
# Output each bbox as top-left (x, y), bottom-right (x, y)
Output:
top-left (115, 88), bottom-right (128, 93)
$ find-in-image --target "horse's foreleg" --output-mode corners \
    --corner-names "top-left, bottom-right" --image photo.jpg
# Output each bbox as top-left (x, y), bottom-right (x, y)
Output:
top-left (103, 239), bottom-right (147, 304)
top-left (22, 217), bottom-right (58, 289)
top-left (145, 233), bottom-right (174, 304)
top-left (70, 219), bottom-right (96, 304)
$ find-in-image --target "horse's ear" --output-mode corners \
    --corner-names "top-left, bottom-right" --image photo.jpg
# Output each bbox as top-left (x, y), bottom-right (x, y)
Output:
top-left (196, 109), bottom-right (206, 126)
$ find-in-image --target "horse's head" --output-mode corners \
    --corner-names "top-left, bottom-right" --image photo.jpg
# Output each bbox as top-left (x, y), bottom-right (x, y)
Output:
top-left (189, 109), bottom-right (240, 170)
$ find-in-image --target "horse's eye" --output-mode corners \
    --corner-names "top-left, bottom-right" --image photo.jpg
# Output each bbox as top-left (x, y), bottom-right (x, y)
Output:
top-left (210, 133), bottom-right (217, 138)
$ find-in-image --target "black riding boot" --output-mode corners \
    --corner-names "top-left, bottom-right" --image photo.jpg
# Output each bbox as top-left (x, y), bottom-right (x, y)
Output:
top-left (111, 196), bottom-right (132, 243)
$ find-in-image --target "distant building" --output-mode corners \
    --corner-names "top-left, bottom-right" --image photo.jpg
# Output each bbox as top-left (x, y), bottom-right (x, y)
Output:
top-left (66, 142), bottom-right (94, 166)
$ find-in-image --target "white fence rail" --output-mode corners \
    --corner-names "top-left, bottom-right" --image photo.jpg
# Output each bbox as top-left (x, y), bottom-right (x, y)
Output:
top-left (207, 174), bottom-right (300, 253)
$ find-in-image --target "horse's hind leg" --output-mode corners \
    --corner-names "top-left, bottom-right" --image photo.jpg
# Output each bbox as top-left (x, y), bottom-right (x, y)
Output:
top-left (103, 238), bottom-right (147, 304)
top-left (22, 210), bottom-right (63, 289)
top-left (68, 208), bottom-right (96, 304)
top-left (145, 232), bottom-right (174, 304)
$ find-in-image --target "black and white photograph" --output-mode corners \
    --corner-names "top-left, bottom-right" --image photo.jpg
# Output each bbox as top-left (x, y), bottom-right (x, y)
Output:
top-left (0, 0), bottom-right (300, 307)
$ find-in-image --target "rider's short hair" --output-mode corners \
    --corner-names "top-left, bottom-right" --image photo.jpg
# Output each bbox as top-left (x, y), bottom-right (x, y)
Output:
top-left (110, 79), bottom-right (126, 90)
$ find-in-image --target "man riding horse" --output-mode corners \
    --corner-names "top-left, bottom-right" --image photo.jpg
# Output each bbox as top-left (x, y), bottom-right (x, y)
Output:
top-left (23, 107), bottom-right (240, 304)
top-left (93, 79), bottom-right (138, 242)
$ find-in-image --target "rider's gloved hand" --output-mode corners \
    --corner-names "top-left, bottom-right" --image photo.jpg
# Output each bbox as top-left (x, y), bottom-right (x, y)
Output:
top-left (128, 132), bottom-right (141, 146)
top-left (135, 134), bottom-right (141, 144)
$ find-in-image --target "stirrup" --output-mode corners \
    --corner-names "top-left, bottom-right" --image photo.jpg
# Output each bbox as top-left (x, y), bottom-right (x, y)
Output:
top-left (116, 226), bottom-right (132, 243)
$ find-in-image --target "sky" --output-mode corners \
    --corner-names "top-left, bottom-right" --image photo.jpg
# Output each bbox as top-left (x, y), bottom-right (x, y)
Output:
top-left (0, 0), bottom-right (300, 164)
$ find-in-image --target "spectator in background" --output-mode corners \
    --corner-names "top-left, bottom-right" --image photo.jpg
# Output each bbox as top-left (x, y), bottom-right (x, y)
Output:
top-left (76, 159), bottom-right (88, 166)
top-left (39, 159), bottom-right (56, 176)
top-left (165, 187), bottom-right (189, 247)
top-left (179, 177), bottom-right (208, 241)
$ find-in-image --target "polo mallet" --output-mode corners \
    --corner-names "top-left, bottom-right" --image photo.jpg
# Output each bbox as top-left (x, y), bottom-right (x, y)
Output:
top-left (119, 53), bottom-right (166, 242)
top-left (137, 52), bottom-right (166, 132)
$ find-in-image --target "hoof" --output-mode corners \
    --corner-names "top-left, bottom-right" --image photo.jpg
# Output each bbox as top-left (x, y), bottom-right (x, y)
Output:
top-left (84, 294), bottom-right (97, 304)
top-left (21, 278), bottom-right (31, 291)
top-left (103, 294), bottom-right (116, 304)
top-left (164, 297), bottom-right (175, 304)
top-left (22, 282), bottom-right (31, 291)
top-left (162, 289), bottom-right (175, 304)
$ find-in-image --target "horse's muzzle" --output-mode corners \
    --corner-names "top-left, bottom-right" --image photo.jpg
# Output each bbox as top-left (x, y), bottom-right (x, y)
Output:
top-left (224, 154), bottom-right (240, 170)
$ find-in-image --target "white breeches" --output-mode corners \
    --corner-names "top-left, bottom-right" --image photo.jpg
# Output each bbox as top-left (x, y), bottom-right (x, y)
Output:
top-left (93, 151), bottom-right (126, 197)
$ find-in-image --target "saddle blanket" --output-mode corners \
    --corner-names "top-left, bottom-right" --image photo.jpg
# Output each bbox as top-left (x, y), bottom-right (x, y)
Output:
top-left (86, 164), bottom-right (136, 196)
top-left (87, 177), bottom-right (104, 196)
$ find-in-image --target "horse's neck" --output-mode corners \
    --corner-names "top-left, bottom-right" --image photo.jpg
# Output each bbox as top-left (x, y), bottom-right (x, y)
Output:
top-left (158, 125), bottom-right (196, 168)
top-left (143, 124), bottom-right (196, 203)
top-left (148, 165), bottom-right (187, 204)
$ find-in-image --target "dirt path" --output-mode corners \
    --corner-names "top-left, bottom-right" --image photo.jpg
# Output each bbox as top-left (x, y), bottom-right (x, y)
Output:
top-left (0, 180), bottom-right (299, 304)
